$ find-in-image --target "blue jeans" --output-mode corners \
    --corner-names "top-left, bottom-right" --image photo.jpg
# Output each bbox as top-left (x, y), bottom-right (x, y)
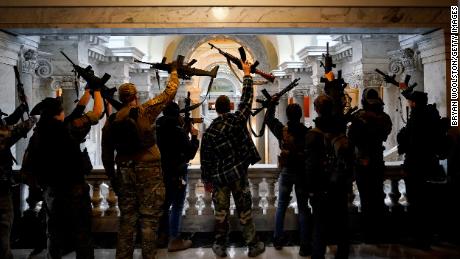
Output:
top-left (159, 171), bottom-right (188, 238)
top-left (274, 169), bottom-right (311, 245)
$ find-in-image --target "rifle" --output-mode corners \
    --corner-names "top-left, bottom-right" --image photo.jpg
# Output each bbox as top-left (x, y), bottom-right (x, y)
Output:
top-left (375, 69), bottom-right (418, 98)
top-left (208, 43), bottom-right (275, 83)
top-left (320, 42), bottom-right (336, 77)
top-left (13, 66), bottom-right (30, 121)
top-left (248, 78), bottom-right (300, 138)
top-left (134, 55), bottom-right (219, 80)
top-left (251, 78), bottom-right (301, 117)
top-left (179, 91), bottom-right (203, 134)
top-left (60, 51), bottom-right (122, 115)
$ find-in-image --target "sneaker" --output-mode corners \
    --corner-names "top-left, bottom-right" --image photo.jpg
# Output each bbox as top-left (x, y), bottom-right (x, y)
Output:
top-left (212, 243), bottom-right (227, 257)
top-left (299, 244), bottom-right (312, 257)
top-left (273, 236), bottom-right (283, 250)
top-left (168, 238), bottom-right (193, 252)
top-left (248, 241), bottom-right (265, 257)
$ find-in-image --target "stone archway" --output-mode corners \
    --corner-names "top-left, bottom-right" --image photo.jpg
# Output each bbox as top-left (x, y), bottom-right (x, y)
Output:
top-left (173, 35), bottom-right (271, 72)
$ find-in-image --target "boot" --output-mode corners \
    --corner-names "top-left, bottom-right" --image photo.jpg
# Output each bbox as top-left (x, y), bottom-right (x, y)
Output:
top-left (212, 243), bottom-right (227, 257)
top-left (167, 238), bottom-right (193, 252)
top-left (248, 241), bottom-right (265, 257)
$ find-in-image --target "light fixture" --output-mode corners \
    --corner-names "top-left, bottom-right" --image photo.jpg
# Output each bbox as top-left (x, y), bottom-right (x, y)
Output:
top-left (211, 7), bottom-right (230, 21)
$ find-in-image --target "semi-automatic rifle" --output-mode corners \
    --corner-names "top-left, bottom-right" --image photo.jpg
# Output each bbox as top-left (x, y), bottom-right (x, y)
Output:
top-left (375, 69), bottom-right (418, 98)
top-left (251, 78), bottom-right (301, 117)
top-left (320, 42), bottom-right (336, 79)
top-left (135, 55), bottom-right (219, 80)
top-left (208, 43), bottom-right (275, 83)
top-left (13, 65), bottom-right (30, 121)
top-left (180, 91), bottom-right (203, 134)
top-left (60, 51), bottom-right (122, 113)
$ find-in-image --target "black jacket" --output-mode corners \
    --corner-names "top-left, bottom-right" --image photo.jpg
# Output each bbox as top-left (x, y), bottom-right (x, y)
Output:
top-left (156, 115), bottom-right (199, 178)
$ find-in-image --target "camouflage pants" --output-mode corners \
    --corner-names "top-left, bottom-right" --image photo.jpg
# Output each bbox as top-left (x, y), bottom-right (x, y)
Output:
top-left (213, 177), bottom-right (256, 246)
top-left (0, 190), bottom-right (13, 259)
top-left (44, 183), bottom-right (93, 259)
top-left (116, 161), bottom-right (165, 259)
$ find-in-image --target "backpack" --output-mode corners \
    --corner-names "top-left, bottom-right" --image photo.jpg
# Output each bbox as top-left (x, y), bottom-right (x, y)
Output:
top-left (312, 128), bottom-right (353, 188)
top-left (109, 107), bottom-right (148, 155)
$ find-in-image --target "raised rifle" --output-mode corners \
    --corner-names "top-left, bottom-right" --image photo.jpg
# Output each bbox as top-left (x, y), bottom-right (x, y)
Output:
top-left (375, 69), bottom-right (418, 98)
top-left (208, 43), bottom-right (275, 83)
top-left (13, 65), bottom-right (30, 121)
top-left (320, 42), bottom-right (336, 83)
top-left (179, 91), bottom-right (203, 134)
top-left (248, 78), bottom-right (301, 138)
top-left (134, 55), bottom-right (219, 80)
top-left (60, 51), bottom-right (122, 114)
top-left (251, 78), bottom-right (301, 117)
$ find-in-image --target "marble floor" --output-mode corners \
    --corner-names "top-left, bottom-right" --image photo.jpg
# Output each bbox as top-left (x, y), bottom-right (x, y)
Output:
top-left (12, 244), bottom-right (460, 259)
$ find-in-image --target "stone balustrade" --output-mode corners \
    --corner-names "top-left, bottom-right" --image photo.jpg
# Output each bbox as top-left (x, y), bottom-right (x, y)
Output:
top-left (20, 162), bottom-right (411, 233)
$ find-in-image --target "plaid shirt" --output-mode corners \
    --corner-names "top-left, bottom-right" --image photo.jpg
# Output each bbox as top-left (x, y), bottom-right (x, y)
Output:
top-left (200, 76), bottom-right (261, 185)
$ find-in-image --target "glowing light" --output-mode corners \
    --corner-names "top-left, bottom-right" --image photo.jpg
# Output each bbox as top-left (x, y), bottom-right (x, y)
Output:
top-left (212, 7), bottom-right (230, 20)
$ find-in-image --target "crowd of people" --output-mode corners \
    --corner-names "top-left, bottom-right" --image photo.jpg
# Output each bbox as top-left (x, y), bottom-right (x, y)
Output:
top-left (0, 55), bottom-right (458, 259)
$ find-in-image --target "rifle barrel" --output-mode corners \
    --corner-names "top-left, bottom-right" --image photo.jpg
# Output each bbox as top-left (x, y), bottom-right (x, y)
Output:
top-left (60, 51), bottom-right (76, 66)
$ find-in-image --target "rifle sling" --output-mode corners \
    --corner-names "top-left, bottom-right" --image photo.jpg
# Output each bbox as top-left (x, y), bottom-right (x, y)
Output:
top-left (179, 76), bottom-right (215, 114)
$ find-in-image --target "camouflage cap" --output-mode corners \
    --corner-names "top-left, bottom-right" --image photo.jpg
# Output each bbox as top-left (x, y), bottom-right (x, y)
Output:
top-left (118, 83), bottom-right (138, 104)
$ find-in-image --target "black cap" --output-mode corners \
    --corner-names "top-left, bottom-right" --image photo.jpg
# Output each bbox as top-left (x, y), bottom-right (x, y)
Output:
top-left (406, 91), bottom-right (428, 106)
top-left (163, 101), bottom-right (180, 117)
top-left (30, 97), bottom-right (63, 117)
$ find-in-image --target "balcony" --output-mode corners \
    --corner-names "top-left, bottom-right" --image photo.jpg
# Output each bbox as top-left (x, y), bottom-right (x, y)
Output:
top-left (21, 162), bottom-right (410, 233)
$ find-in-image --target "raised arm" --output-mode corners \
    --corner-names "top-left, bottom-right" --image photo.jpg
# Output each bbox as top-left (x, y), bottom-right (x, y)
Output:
top-left (236, 61), bottom-right (254, 121)
top-left (142, 68), bottom-right (179, 124)
top-left (265, 95), bottom-right (284, 140)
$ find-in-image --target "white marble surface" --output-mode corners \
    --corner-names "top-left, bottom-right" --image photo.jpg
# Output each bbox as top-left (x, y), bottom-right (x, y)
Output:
top-left (12, 244), bottom-right (460, 259)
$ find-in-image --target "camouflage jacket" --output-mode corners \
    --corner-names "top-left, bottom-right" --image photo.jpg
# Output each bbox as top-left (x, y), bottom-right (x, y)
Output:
top-left (101, 71), bottom-right (179, 177)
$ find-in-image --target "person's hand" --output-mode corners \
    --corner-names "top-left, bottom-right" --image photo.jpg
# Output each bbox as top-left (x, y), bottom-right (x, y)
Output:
top-left (242, 60), bottom-right (252, 76)
top-left (204, 182), bottom-right (213, 193)
top-left (170, 61), bottom-right (178, 73)
top-left (56, 87), bottom-right (63, 98)
top-left (190, 124), bottom-right (199, 136)
top-left (271, 94), bottom-right (281, 103)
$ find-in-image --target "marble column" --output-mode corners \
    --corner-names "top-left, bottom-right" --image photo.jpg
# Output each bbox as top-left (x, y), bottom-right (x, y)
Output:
top-left (130, 67), bottom-right (154, 104)
top-left (417, 30), bottom-right (449, 117)
top-left (38, 36), bottom-right (92, 115)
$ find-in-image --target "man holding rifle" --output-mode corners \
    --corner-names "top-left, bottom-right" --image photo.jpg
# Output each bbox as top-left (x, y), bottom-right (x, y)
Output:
top-left (0, 103), bottom-right (35, 259)
top-left (22, 83), bottom-right (103, 259)
top-left (101, 63), bottom-right (180, 259)
top-left (200, 60), bottom-right (265, 258)
top-left (156, 101), bottom-right (199, 252)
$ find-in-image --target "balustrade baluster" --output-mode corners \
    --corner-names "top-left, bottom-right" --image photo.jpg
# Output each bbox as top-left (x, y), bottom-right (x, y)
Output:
top-left (104, 183), bottom-right (119, 217)
top-left (185, 179), bottom-right (198, 215)
top-left (389, 178), bottom-right (402, 213)
top-left (201, 180), bottom-right (214, 215)
top-left (91, 181), bottom-right (103, 217)
top-left (265, 178), bottom-right (277, 215)
top-left (250, 178), bottom-right (263, 215)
